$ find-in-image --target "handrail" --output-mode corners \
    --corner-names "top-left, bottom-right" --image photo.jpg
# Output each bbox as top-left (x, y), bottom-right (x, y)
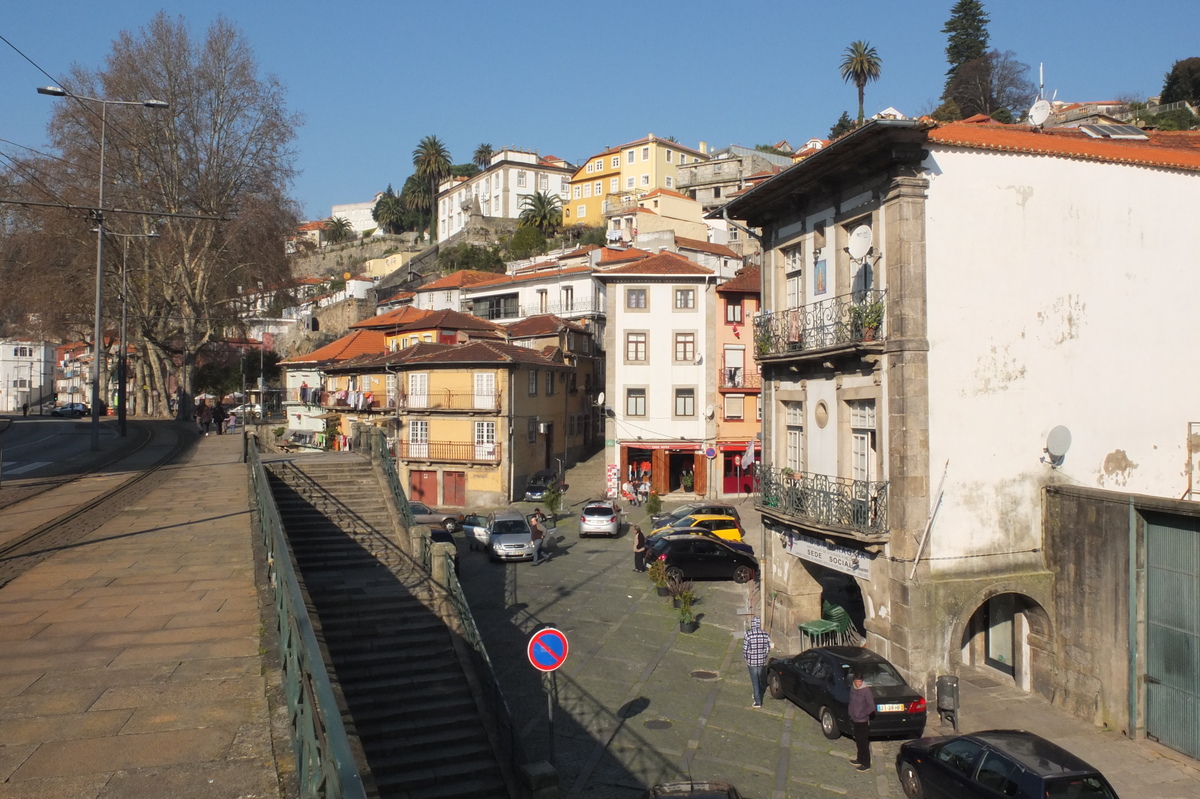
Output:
top-left (248, 438), bottom-right (369, 799)
top-left (362, 426), bottom-right (416, 528)
top-left (755, 465), bottom-right (889, 537)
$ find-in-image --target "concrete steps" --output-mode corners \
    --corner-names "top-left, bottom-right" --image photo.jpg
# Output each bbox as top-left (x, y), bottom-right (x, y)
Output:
top-left (266, 459), bottom-right (510, 799)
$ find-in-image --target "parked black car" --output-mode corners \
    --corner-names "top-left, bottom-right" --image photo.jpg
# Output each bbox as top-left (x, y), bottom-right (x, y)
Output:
top-left (646, 532), bottom-right (757, 583)
top-left (895, 729), bottom-right (1120, 799)
top-left (766, 646), bottom-right (926, 740)
top-left (651, 501), bottom-right (742, 530)
top-left (669, 527), bottom-right (754, 556)
top-left (523, 469), bottom-right (561, 502)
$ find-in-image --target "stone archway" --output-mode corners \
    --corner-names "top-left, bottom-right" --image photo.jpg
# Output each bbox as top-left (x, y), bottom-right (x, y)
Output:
top-left (953, 587), bottom-right (1054, 696)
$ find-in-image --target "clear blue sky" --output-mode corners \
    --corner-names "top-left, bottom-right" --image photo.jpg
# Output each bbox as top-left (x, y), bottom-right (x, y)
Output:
top-left (3, 1), bottom-right (1196, 221)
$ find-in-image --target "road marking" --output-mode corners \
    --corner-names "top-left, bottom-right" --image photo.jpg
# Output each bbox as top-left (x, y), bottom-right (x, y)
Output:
top-left (1, 461), bottom-right (50, 475)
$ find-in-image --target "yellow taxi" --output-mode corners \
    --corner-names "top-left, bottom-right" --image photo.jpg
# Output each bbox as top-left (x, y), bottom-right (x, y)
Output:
top-left (652, 514), bottom-right (745, 542)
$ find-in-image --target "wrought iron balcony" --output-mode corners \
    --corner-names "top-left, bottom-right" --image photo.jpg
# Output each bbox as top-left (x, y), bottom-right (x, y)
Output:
top-left (464, 298), bottom-right (600, 321)
top-left (754, 290), bottom-right (886, 360)
top-left (719, 366), bottom-right (761, 391)
top-left (398, 439), bottom-right (502, 464)
top-left (397, 390), bottom-right (502, 412)
top-left (755, 465), bottom-right (888, 538)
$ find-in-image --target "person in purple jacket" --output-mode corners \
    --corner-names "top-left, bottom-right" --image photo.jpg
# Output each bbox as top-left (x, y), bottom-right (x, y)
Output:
top-left (848, 673), bottom-right (875, 771)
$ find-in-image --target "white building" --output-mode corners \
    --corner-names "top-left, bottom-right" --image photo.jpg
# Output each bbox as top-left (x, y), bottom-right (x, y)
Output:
top-left (1, 339), bottom-right (56, 412)
top-left (723, 118), bottom-right (1200, 754)
top-left (437, 149), bottom-right (574, 241)
top-left (331, 193), bottom-right (384, 238)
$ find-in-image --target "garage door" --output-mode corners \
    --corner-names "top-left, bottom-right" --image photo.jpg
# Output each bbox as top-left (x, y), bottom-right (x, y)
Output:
top-left (1146, 512), bottom-right (1200, 759)
top-left (443, 471), bottom-right (465, 507)
top-left (409, 470), bottom-right (436, 504)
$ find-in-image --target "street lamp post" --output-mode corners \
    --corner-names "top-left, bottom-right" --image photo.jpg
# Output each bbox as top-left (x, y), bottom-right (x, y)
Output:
top-left (38, 86), bottom-right (168, 451)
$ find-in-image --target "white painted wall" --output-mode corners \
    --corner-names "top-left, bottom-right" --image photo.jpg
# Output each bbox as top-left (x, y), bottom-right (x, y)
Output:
top-left (437, 150), bottom-right (572, 240)
top-left (331, 196), bottom-right (381, 237)
top-left (922, 148), bottom-right (1200, 567)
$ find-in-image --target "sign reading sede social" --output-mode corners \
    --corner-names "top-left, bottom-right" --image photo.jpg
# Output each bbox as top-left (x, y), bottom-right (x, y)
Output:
top-left (777, 525), bottom-right (873, 580)
top-left (528, 627), bottom-right (569, 672)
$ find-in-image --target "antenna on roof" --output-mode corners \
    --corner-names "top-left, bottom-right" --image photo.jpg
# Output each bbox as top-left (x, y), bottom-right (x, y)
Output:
top-left (1039, 63), bottom-right (1044, 101)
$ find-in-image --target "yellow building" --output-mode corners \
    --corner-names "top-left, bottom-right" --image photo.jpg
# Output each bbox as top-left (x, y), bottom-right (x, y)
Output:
top-left (565, 135), bottom-right (708, 228)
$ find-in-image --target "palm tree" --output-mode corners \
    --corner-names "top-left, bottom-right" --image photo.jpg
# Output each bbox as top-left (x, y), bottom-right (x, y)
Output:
top-left (372, 191), bottom-right (405, 235)
top-left (473, 143), bottom-right (494, 170)
top-left (412, 135), bottom-right (452, 241)
top-left (324, 216), bottom-right (353, 244)
top-left (839, 40), bottom-right (883, 125)
top-left (518, 191), bottom-right (563, 235)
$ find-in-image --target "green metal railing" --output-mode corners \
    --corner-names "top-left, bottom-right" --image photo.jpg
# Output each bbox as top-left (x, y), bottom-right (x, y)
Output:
top-left (249, 441), bottom-right (368, 799)
top-left (362, 426), bottom-right (416, 529)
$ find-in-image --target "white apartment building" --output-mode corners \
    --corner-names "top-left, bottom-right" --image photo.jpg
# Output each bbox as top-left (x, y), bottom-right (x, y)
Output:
top-left (436, 149), bottom-right (574, 241)
top-left (1, 339), bottom-right (56, 412)
top-left (331, 193), bottom-right (385, 237)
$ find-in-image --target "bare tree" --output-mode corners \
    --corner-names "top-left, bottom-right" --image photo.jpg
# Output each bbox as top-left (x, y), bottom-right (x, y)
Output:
top-left (5, 13), bottom-right (302, 416)
top-left (946, 49), bottom-right (1037, 123)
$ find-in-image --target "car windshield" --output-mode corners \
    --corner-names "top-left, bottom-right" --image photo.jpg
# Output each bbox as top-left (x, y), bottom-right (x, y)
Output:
top-left (843, 661), bottom-right (906, 687)
top-left (667, 505), bottom-right (698, 520)
top-left (493, 520), bottom-right (528, 536)
top-left (671, 516), bottom-right (703, 528)
top-left (583, 506), bottom-right (614, 517)
top-left (410, 503), bottom-right (430, 514)
top-left (1043, 776), bottom-right (1117, 798)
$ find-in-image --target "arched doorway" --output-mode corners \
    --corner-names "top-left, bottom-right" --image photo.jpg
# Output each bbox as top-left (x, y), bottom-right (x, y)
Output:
top-left (800, 560), bottom-right (866, 640)
top-left (960, 592), bottom-right (1052, 692)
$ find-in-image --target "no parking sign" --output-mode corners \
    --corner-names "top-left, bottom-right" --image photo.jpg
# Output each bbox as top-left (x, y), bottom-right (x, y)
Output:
top-left (527, 627), bottom-right (569, 672)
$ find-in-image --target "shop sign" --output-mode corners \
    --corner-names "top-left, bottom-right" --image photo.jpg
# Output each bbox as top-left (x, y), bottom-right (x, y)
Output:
top-left (605, 464), bottom-right (620, 499)
top-left (778, 526), bottom-right (873, 580)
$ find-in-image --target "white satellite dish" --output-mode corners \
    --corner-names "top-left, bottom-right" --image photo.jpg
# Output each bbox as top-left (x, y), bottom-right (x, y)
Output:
top-left (1029, 99), bottom-right (1051, 127)
top-left (847, 225), bottom-right (873, 260)
top-left (704, 404), bottom-right (715, 420)
top-left (595, 391), bottom-right (605, 407)
top-left (1045, 425), bottom-right (1072, 466)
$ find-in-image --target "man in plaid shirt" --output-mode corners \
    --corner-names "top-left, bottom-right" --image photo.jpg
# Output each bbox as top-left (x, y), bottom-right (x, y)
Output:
top-left (742, 616), bottom-right (772, 708)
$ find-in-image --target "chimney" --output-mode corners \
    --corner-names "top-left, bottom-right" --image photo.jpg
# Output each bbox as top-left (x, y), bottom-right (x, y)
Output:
top-left (699, 141), bottom-right (708, 155)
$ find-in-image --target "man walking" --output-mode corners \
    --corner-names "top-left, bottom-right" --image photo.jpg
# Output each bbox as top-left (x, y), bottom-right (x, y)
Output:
top-left (632, 525), bottom-right (648, 572)
top-left (742, 616), bottom-right (771, 708)
top-left (530, 511), bottom-right (547, 566)
top-left (849, 673), bottom-right (875, 771)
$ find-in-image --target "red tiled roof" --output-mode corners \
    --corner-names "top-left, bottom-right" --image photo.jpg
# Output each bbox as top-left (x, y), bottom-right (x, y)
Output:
top-left (351, 306), bottom-right (430, 329)
top-left (297, 221), bottom-right (326, 232)
top-left (960, 113), bottom-right (997, 124)
top-left (641, 188), bottom-right (691, 201)
top-left (560, 244), bottom-right (600, 259)
top-left (598, 246), bottom-right (652, 264)
top-left (599, 251), bottom-right (712, 276)
top-left (400, 340), bottom-right (566, 368)
top-left (505, 314), bottom-right (588, 338)
top-left (419, 269), bottom-right (507, 291)
top-left (281, 329), bottom-right (387, 364)
top-left (928, 122), bottom-right (1200, 173)
top-left (396, 309), bottom-right (505, 335)
top-left (492, 264), bottom-right (593, 284)
top-left (675, 236), bottom-right (740, 259)
top-left (717, 265), bottom-right (760, 293)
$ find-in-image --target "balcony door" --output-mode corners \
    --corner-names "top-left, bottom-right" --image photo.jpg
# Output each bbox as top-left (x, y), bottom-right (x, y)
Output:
top-left (408, 419), bottom-right (429, 459)
top-left (474, 421), bottom-right (497, 460)
top-left (723, 346), bottom-right (745, 388)
top-left (408, 372), bottom-right (428, 409)
top-left (849, 400), bottom-right (877, 483)
top-left (474, 372), bottom-right (495, 410)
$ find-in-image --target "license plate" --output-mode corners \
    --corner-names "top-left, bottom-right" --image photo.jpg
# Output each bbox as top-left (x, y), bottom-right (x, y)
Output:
top-left (877, 703), bottom-right (905, 713)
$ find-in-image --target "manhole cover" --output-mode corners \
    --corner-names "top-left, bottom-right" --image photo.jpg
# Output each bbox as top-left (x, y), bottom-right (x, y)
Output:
top-left (690, 670), bottom-right (720, 681)
top-left (644, 719), bottom-right (672, 730)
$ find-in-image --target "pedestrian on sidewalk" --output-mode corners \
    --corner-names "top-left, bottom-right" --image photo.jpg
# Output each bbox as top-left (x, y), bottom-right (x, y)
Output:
top-left (742, 616), bottom-right (771, 708)
top-left (530, 510), bottom-right (548, 565)
top-left (213, 403), bottom-right (227, 435)
top-left (632, 525), bottom-right (647, 572)
top-left (849, 673), bottom-right (875, 771)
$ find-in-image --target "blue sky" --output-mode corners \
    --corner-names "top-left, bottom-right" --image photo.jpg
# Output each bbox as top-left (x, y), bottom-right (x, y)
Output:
top-left (2, 1), bottom-right (1196, 221)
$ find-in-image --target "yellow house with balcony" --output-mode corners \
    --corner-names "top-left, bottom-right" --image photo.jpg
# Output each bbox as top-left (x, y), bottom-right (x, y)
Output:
top-left (566, 135), bottom-right (708, 228)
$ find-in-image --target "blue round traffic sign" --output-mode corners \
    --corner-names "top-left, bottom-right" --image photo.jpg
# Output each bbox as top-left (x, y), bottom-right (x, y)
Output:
top-left (528, 627), bottom-right (569, 672)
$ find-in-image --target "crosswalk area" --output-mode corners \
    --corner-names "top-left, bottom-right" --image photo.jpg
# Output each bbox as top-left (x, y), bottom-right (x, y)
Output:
top-left (0, 460), bottom-right (51, 476)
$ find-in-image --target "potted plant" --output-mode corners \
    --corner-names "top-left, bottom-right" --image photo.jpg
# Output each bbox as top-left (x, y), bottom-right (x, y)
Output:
top-left (666, 576), bottom-right (694, 609)
top-left (681, 471), bottom-right (694, 492)
top-left (848, 299), bottom-right (885, 341)
top-left (678, 599), bottom-right (699, 634)
top-left (647, 560), bottom-right (670, 596)
top-left (644, 492), bottom-right (663, 517)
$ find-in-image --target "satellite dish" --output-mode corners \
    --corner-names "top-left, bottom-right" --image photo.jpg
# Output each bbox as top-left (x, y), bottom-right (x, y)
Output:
top-left (847, 225), bottom-right (872, 260)
top-left (1045, 425), bottom-right (1072, 463)
top-left (704, 404), bottom-right (715, 420)
top-left (1029, 99), bottom-right (1051, 127)
top-left (595, 391), bottom-right (605, 407)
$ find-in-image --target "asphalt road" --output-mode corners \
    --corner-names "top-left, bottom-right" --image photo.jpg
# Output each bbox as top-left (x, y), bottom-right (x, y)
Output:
top-left (458, 503), bottom-right (909, 799)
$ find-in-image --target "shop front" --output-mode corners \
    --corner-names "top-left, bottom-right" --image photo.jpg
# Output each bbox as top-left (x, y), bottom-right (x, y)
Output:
top-left (718, 441), bottom-right (760, 495)
top-left (619, 441), bottom-right (706, 497)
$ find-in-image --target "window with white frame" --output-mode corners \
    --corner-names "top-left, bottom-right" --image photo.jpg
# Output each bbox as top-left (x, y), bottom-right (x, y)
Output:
top-left (586, 162), bottom-right (594, 173)
top-left (725, 394), bottom-right (744, 420)
top-left (560, 177), bottom-right (568, 193)
top-left (576, 205), bottom-right (584, 217)
top-left (610, 177), bottom-right (618, 192)
top-left (665, 176), bottom-right (673, 188)
top-left (674, 288), bottom-right (695, 309)
top-left (408, 373), bottom-right (428, 408)
top-left (665, 150), bottom-right (673, 163)
top-left (626, 150), bottom-right (635, 164)
top-left (674, 387), bottom-right (695, 417)
top-left (611, 156), bottom-right (620, 168)
top-left (640, 174), bottom-right (650, 186)
top-left (626, 176), bottom-right (635, 189)
top-left (625, 331), bottom-right (646, 361)
top-left (408, 419), bottom-right (429, 458)
top-left (528, 369), bottom-right (538, 395)
top-left (574, 185), bottom-right (581, 199)
top-left (474, 421), bottom-right (497, 459)
top-left (785, 401), bottom-right (803, 472)
top-left (583, 183), bottom-right (592, 198)
top-left (674, 332), bottom-right (695, 362)
top-left (726, 299), bottom-right (743, 323)
top-left (517, 171), bottom-right (527, 187)
top-left (474, 371), bottom-right (495, 410)
top-left (626, 387), bottom-right (646, 416)
top-left (539, 174), bottom-right (548, 190)
top-left (641, 146), bottom-right (650, 160)
top-left (849, 399), bottom-right (877, 481)
top-left (594, 181), bottom-right (602, 196)
top-left (680, 154), bottom-right (687, 165)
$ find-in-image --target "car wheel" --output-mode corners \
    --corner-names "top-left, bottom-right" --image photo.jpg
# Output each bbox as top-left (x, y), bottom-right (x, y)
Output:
top-left (819, 706), bottom-right (841, 740)
top-left (443, 519), bottom-right (459, 534)
top-left (732, 565), bottom-right (755, 584)
top-left (73, 411), bottom-right (83, 418)
top-left (767, 671), bottom-right (784, 700)
top-left (665, 567), bottom-right (685, 583)
top-left (898, 761), bottom-right (923, 798)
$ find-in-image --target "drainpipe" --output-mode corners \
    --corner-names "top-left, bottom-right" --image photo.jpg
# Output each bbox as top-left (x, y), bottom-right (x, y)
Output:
top-left (1128, 496), bottom-right (1138, 737)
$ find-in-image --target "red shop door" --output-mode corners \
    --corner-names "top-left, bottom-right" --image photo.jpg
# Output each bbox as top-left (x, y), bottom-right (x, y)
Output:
top-left (443, 471), bottom-right (466, 507)
top-left (409, 470), bottom-right (436, 504)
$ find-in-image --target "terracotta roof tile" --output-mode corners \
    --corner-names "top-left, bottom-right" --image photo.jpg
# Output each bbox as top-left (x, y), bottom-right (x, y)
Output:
top-left (641, 187), bottom-right (691, 200)
top-left (505, 314), bottom-right (588, 338)
top-left (675, 236), bottom-right (740, 258)
top-left (281, 329), bottom-right (386, 364)
top-left (599, 247), bottom-right (653, 264)
top-left (928, 122), bottom-right (1200, 172)
top-left (717, 265), bottom-right (761, 293)
top-left (419, 269), bottom-right (507, 291)
top-left (599, 250), bottom-right (712, 276)
top-left (351, 305), bottom-right (429, 329)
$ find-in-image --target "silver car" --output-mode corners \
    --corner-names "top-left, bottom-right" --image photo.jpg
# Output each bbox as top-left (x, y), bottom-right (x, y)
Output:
top-left (579, 500), bottom-right (622, 537)
top-left (409, 501), bottom-right (464, 534)
top-left (488, 510), bottom-right (535, 562)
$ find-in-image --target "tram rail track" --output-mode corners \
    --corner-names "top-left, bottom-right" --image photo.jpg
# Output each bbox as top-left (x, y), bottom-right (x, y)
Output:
top-left (0, 421), bottom-right (197, 587)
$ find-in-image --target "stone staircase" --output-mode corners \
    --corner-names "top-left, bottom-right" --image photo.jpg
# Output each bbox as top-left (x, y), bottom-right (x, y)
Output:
top-left (266, 457), bottom-right (511, 799)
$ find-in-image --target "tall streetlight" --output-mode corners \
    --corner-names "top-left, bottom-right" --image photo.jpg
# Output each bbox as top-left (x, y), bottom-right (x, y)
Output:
top-left (38, 86), bottom-right (168, 451)
top-left (105, 231), bottom-right (159, 437)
